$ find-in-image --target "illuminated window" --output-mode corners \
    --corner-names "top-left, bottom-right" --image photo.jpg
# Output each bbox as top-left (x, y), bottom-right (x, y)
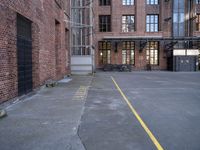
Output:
top-left (99, 41), bottom-right (111, 64)
top-left (146, 41), bottom-right (159, 65)
top-left (122, 41), bottom-right (135, 65)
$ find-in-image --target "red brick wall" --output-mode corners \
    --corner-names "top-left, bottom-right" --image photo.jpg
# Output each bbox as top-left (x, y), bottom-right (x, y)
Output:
top-left (0, 0), bottom-right (70, 103)
top-left (93, 0), bottom-right (177, 70)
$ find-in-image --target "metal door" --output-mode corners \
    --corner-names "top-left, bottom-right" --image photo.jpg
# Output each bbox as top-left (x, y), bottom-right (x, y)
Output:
top-left (17, 15), bottom-right (32, 96)
top-left (174, 56), bottom-right (197, 71)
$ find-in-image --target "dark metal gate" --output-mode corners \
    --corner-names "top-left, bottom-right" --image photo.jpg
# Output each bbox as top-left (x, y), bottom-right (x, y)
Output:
top-left (173, 56), bottom-right (198, 72)
top-left (17, 14), bottom-right (32, 96)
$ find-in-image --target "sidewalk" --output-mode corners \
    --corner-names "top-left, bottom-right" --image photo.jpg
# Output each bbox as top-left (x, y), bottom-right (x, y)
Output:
top-left (0, 75), bottom-right (93, 150)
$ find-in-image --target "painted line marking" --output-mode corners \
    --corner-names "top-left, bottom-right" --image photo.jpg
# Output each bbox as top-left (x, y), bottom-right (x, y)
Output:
top-left (111, 76), bottom-right (164, 150)
top-left (72, 86), bottom-right (89, 101)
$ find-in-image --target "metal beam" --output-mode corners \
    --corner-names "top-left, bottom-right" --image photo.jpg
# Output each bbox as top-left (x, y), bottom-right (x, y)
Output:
top-left (103, 36), bottom-right (200, 41)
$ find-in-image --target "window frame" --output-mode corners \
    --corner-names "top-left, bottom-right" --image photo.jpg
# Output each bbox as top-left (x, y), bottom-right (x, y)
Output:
top-left (99, 15), bottom-right (111, 32)
top-left (99, 41), bottom-right (111, 65)
top-left (122, 15), bottom-right (135, 32)
top-left (122, 41), bottom-right (135, 65)
top-left (122, 0), bottom-right (134, 5)
top-left (99, 0), bottom-right (111, 6)
top-left (146, 14), bottom-right (159, 32)
top-left (146, 0), bottom-right (159, 5)
top-left (146, 41), bottom-right (159, 65)
top-left (196, 14), bottom-right (200, 31)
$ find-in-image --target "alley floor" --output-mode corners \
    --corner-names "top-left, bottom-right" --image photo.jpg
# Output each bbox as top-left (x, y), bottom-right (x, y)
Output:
top-left (0, 72), bottom-right (200, 150)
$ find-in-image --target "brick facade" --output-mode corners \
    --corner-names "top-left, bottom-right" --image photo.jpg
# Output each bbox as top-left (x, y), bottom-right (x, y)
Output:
top-left (0, 0), bottom-right (70, 103)
top-left (94, 0), bottom-right (200, 70)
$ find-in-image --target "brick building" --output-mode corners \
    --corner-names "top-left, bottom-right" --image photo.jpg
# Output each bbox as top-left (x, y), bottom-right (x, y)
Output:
top-left (0, 0), bottom-right (70, 103)
top-left (94, 0), bottom-right (200, 71)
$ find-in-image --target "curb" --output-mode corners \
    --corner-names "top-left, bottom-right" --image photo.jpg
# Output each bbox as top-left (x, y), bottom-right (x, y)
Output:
top-left (0, 109), bottom-right (7, 119)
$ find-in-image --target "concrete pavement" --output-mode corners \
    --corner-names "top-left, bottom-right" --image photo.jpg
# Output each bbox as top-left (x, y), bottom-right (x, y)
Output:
top-left (79, 72), bottom-right (200, 150)
top-left (0, 76), bottom-right (93, 150)
top-left (1, 72), bottom-right (200, 150)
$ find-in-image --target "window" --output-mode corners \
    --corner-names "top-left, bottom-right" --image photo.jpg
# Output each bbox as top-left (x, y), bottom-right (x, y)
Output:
top-left (65, 29), bottom-right (69, 50)
top-left (146, 41), bottom-right (159, 65)
top-left (196, 14), bottom-right (200, 31)
top-left (122, 41), bottom-right (135, 65)
top-left (122, 0), bottom-right (134, 5)
top-left (146, 15), bottom-right (159, 32)
top-left (147, 0), bottom-right (158, 4)
top-left (196, 0), bottom-right (200, 4)
top-left (173, 0), bottom-right (185, 37)
top-left (99, 15), bottom-right (111, 32)
top-left (55, 20), bottom-right (61, 67)
top-left (122, 15), bottom-right (135, 32)
top-left (99, 41), bottom-right (111, 64)
top-left (99, 0), bottom-right (111, 6)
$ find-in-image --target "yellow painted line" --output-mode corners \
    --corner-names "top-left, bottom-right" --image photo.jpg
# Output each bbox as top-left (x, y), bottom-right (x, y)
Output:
top-left (72, 86), bottom-right (88, 101)
top-left (111, 76), bottom-right (164, 150)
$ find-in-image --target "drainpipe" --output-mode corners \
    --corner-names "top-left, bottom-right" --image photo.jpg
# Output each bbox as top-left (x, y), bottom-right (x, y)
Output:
top-left (89, 0), bottom-right (95, 74)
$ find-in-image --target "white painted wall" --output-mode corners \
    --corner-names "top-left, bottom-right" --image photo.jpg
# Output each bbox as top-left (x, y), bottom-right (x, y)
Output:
top-left (71, 56), bottom-right (93, 74)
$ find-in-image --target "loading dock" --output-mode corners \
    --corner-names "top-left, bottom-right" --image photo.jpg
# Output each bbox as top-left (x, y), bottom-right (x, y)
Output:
top-left (173, 56), bottom-right (198, 71)
top-left (172, 49), bottom-right (199, 72)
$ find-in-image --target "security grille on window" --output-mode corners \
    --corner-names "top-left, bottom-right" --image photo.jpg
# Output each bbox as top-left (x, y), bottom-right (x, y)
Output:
top-left (196, 14), bottom-right (200, 31)
top-left (99, 41), bottom-right (111, 64)
top-left (147, 0), bottom-right (158, 4)
top-left (122, 15), bottom-right (135, 32)
top-left (99, 0), bottom-right (111, 6)
top-left (122, 0), bottom-right (134, 5)
top-left (99, 15), bottom-right (111, 32)
top-left (146, 15), bottom-right (159, 32)
top-left (122, 41), bottom-right (135, 65)
top-left (146, 41), bottom-right (159, 65)
top-left (196, 0), bottom-right (200, 4)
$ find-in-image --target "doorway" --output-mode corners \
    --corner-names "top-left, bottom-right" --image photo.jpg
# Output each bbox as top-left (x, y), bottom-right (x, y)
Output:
top-left (17, 14), bottom-right (33, 96)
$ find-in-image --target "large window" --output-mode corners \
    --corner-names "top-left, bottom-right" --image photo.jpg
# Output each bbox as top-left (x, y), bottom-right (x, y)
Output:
top-left (122, 41), bottom-right (135, 65)
top-left (196, 0), bottom-right (200, 4)
top-left (173, 0), bottom-right (185, 48)
top-left (122, 15), bottom-right (135, 32)
top-left (196, 14), bottom-right (200, 31)
top-left (146, 41), bottom-right (159, 65)
top-left (173, 0), bottom-right (185, 37)
top-left (147, 0), bottom-right (158, 4)
top-left (146, 15), bottom-right (159, 32)
top-left (122, 0), bottom-right (134, 5)
top-left (99, 41), bottom-right (111, 64)
top-left (99, 15), bottom-right (111, 32)
top-left (99, 0), bottom-right (111, 6)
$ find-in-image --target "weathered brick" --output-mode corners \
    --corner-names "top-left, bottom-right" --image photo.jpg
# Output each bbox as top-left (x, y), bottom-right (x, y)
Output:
top-left (0, 0), bottom-right (70, 103)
